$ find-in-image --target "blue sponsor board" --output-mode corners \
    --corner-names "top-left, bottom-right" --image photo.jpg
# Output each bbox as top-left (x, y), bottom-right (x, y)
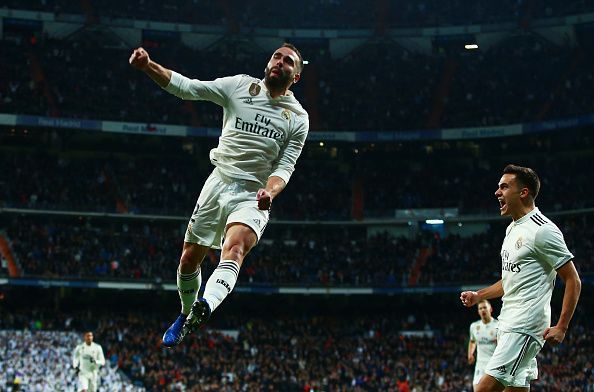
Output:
top-left (1, 277), bottom-right (590, 293)
top-left (2, 112), bottom-right (594, 142)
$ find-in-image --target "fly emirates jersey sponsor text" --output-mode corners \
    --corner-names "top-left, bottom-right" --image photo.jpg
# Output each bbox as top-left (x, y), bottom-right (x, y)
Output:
top-left (165, 73), bottom-right (309, 186)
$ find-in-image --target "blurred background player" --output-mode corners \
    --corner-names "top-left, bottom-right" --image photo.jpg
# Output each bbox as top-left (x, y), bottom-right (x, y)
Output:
top-left (468, 299), bottom-right (498, 390)
top-left (460, 164), bottom-right (581, 392)
top-left (72, 331), bottom-right (105, 392)
top-left (129, 44), bottom-right (309, 347)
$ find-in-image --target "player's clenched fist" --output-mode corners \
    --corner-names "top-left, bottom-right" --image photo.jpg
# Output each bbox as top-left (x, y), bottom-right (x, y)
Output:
top-left (460, 290), bottom-right (479, 307)
top-left (256, 189), bottom-right (272, 211)
top-left (129, 47), bottom-right (150, 70)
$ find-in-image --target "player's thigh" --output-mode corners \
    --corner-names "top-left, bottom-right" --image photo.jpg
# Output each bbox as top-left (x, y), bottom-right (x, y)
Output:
top-left (475, 374), bottom-right (505, 392)
top-left (78, 373), bottom-right (90, 391)
top-left (88, 376), bottom-right (98, 392)
top-left (221, 223), bottom-right (258, 262)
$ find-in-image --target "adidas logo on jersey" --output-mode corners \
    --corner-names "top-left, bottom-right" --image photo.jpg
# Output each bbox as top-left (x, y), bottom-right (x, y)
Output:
top-left (496, 365), bottom-right (506, 373)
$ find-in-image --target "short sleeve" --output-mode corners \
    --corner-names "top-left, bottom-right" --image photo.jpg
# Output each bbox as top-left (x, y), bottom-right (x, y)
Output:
top-left (469, 324), bottom-right (476, 342)
top-left (534, 224), bottom-right (574, 270)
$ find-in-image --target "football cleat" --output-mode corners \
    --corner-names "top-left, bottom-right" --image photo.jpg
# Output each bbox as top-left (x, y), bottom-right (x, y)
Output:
top-left (162, 313), bottom-right (187, 348)
top-left (183, 298), bottom-right (211, 334)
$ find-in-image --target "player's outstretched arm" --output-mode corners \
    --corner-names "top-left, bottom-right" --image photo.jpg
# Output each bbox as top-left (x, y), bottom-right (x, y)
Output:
top-left (460, 280), bottom-right (503, 307)
top-left (129, 47), bottom-right (172, 88)
top-left (544, 260), bottom-right (581, 345)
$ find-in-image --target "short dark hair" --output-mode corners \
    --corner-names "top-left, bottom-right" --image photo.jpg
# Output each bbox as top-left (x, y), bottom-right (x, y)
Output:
top-left (503, 164), bottom-right (540, 200)
top-left (282, 42), bottom-right (304, 73)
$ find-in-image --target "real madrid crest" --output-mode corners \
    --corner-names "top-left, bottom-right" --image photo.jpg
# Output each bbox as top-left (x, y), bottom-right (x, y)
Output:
top-left (281, 109), bottom-right (291, 121)
top-left (249, 83), bottom-right (261, 96)
top-left (515, 237), bottom-right (522, 250)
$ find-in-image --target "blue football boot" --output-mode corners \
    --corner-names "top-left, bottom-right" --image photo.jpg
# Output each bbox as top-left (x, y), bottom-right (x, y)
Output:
top-left (162, 313), bottom-right (187, 348)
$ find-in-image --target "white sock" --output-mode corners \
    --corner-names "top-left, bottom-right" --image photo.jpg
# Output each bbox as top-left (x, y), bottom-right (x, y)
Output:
top-left (202, 260), bottom-right (240, 312)
top-left (177, 268), bottom-right (201, 315)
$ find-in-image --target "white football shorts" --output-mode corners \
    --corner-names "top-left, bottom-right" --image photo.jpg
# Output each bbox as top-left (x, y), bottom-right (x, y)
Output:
top-left (473, 365), bottom-right (486, 385)
top-left (78, 372), bottom-right (98, 392)
top-left (485, 331), bottom-right (540, 388)
top-left (185, 168), bottom-right (269, 249)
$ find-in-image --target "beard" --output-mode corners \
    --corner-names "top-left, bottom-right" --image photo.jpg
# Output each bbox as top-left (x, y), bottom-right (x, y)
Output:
top-left (264, 65), bottom-right (292, 90)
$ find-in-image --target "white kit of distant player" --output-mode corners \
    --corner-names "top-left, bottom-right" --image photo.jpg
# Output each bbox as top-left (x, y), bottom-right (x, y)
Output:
top-left (72, 332), bottom-right (105, 392)
top-left (468, 300), bottom-right (498, 389)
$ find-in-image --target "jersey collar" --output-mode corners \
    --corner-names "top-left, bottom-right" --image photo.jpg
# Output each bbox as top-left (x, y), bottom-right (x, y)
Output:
top-left (514, 206), bottom-right (540, 225)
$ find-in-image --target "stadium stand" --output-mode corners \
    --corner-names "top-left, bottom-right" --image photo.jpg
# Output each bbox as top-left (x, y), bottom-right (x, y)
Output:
top-left (1, 289), bottom-right (593, 391)
top-left (1, 1), bottom-right (594, 391)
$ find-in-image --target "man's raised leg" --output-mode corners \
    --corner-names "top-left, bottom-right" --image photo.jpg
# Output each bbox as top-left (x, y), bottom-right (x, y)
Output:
top-left (184, 223), bottom-right (257, 332)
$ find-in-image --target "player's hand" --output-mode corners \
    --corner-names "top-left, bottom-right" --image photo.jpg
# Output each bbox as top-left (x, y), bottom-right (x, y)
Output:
top-left (543, 326), bottom-right (566, 346)
top-left (129, 47), bottom-right (150, 70)
top-left (468, 353), bottom-right (475, 365)
top-left (460, 291), bottom-right (479, 307)
top-left (257, 189), bottom-right (272, 210)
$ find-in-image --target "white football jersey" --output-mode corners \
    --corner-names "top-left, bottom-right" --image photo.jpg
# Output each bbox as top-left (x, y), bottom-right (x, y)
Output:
top-left (72, 342), bottom-right (105, 374)
top-left (497, 207), bottom-right (573, 346)
top-left (165, 72), bottom-right (309, 186)
top-left (469, 318), bottom-right (498, 367)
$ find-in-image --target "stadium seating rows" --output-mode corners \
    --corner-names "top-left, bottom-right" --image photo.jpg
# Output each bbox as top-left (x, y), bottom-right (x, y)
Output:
top-left (1, 303), bottom-right (592, 391)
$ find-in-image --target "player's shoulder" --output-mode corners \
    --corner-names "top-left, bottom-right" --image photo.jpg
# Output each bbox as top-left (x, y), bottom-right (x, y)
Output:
top-left (532, 212), bottom-right (564, 241)
top-left (526, 210), bottom-right (553, 230)
top-left (470, 320), bottom-right (481, 328)
top-left (234, 74), bottom-right (261, 86)
top-left (292, 99), bottom-right (309, 119)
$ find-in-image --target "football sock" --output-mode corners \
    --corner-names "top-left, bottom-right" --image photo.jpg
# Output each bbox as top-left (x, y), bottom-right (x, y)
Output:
top-left (177, 268), bottom-right (201, 315)
top-left (202, 259), bottom-right (240, 312)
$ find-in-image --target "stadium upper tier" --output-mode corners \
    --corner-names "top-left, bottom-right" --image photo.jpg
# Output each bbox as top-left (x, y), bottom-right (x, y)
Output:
top-left (1, 28), bottom-right (594, 132)
top-left (4, 0), bottom-right (594, 28)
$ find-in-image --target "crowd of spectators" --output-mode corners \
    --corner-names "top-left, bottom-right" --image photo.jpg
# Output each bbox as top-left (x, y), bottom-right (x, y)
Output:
top-left (1, 28), bottom-right (594, 133)
top-left (4, 0), bottom-right (594, 27)
top-left (2, 127), bottom-right (593, 219)
top-left (3, 212), bottom-right (592, 285)
top-left (1, 300), bottom-right (592, 391)
top-left (0, 329), bottom-right (140, 391)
